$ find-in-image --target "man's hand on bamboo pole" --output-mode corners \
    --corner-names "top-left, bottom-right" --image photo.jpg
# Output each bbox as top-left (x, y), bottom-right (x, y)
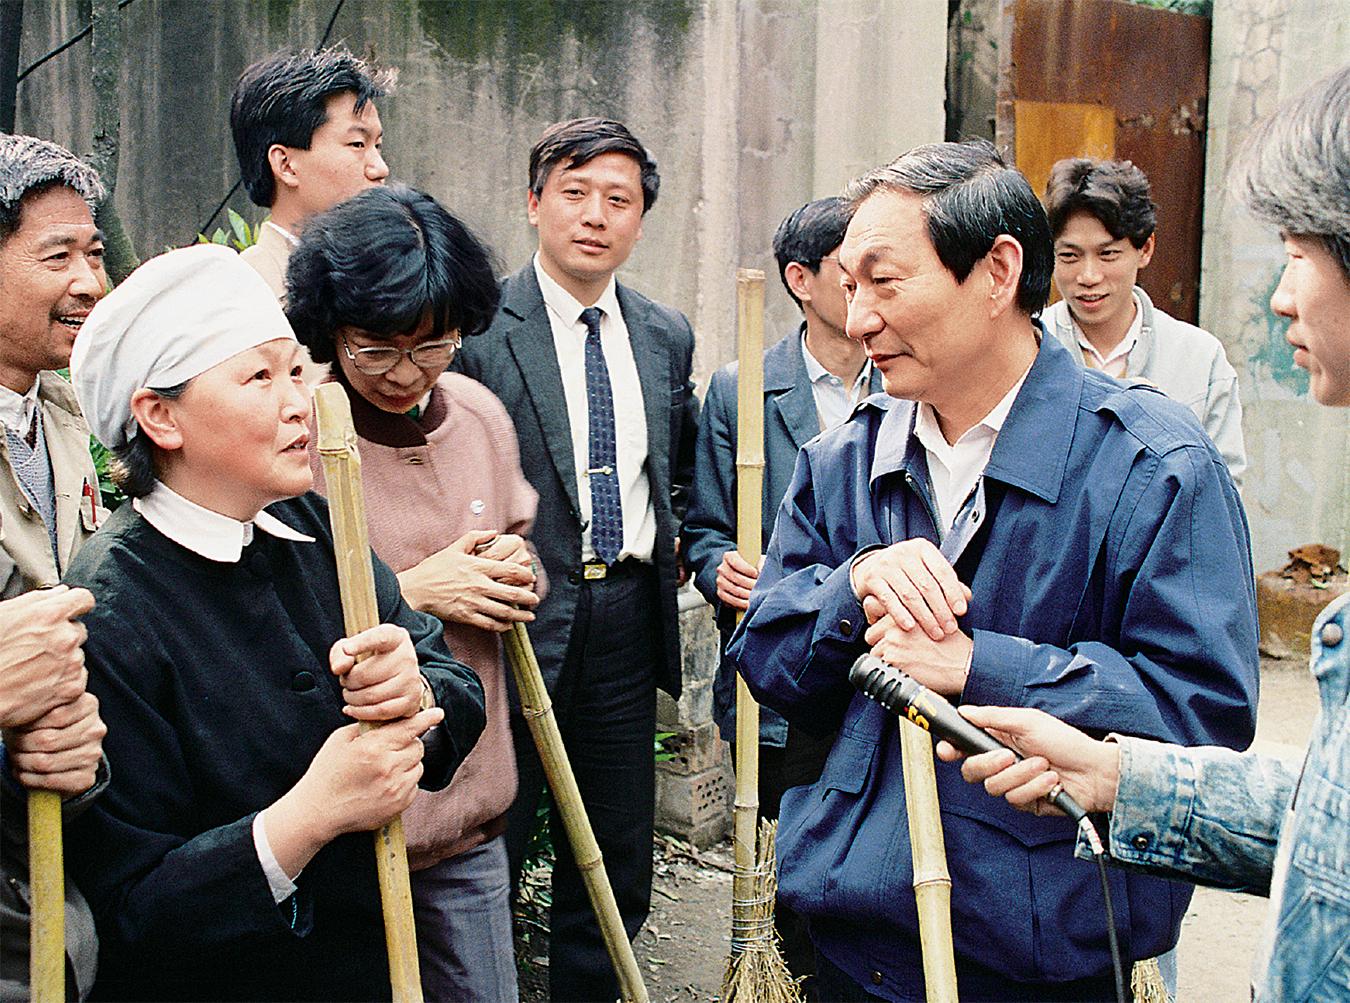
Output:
top-left (3, 692), bottom-right (105, 794)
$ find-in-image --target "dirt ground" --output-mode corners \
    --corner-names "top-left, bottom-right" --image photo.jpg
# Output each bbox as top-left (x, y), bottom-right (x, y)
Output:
top-left (520, 653), bottom-right (1318, 1002)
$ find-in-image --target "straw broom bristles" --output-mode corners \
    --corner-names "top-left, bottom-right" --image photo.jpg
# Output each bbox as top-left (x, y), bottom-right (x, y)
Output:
top-left (722, 820), bottom-right (802, 1003)
top-left (722, 269), bottom-right (800, 1003)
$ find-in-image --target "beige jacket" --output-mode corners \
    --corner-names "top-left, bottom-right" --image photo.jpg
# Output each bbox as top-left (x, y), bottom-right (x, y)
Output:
top-left (238, 221), bottom-right (292, 301)
top-left (0, 372), bottom-right (105, 599)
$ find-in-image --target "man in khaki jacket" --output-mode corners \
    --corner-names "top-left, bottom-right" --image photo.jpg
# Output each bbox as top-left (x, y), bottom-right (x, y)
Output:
top-left (0, 135), bottom-right (108, 598)
top-left (0, 134), bottom-right (109, 1001)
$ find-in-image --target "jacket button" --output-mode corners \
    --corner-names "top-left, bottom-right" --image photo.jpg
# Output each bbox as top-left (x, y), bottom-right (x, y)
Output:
top-left (291, 672), bottom-right (316, 693)
top-left (1320, 621), bottom-right (1344, 648)
top-left (568, 571), bottom-right (581, 585)
top-left (839, 619), bottom-right (853, 634)
top-left (871, 971), bottom-right (884, 986)
top-left (1131, 834), bottom-right (1149, 851)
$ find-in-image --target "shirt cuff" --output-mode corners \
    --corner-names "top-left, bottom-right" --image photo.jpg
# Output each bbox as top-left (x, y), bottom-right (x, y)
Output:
top-left (253, 809), bottom-right (299, 904)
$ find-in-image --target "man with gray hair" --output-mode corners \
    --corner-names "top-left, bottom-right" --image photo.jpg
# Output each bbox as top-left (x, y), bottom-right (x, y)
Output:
top-left (730, 141), bottom-right (1258, 1000)
top-left (0, 134), bottom-right (110, 1000)
top-left (0, 134), bottom-right (109, 597)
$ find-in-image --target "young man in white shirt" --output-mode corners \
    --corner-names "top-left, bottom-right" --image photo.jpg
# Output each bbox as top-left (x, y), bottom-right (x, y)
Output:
top-left (1041, 157), bottom-right (1246, 484)
top-left (229, 47), bottom-right (390, 301)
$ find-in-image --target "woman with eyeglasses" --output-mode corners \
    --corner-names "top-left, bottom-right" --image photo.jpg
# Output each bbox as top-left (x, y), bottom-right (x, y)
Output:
top-left (286, 183), bottom-right (542, 1003)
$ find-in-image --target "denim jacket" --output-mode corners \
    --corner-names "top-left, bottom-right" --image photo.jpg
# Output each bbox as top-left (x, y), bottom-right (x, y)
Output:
top-left (1106, 591), bottom-right (1350, 1002)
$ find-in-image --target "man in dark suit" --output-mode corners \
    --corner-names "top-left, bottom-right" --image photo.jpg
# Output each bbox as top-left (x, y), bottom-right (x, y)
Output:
top-left (681, 197), bottom-right (876, 996)
top-left (455, 117), bottom-right (698, 1002)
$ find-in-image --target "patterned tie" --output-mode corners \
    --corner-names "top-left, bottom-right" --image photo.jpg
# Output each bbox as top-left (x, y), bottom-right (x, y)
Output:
top-left (581, 306), bottom-right (623, 565)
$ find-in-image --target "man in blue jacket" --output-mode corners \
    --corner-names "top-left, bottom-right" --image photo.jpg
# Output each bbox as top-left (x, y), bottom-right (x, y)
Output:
top-left (729, 140), bottom-right (1259, 1002)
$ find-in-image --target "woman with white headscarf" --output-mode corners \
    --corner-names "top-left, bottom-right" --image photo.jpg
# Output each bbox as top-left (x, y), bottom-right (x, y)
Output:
top-left (60, 243), bottom-right (485, 1002)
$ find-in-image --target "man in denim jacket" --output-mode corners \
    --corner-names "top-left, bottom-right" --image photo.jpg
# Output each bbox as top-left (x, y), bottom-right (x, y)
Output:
top-left (947, 66), bottom-right (1350, 1003)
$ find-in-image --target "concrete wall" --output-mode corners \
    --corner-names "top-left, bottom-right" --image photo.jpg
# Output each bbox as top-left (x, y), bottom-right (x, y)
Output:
top-left (14, 0), bottom-right (947, 392)
top-left (1201, 2), bottom-right (1350, 572)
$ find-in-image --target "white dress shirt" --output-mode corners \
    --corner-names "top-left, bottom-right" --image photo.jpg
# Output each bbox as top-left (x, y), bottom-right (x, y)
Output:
top-left (262, 220), bottom-right (299, 248)
top-left (533, 255), bottom-right (656, 563)
top-left (801, 332), bottom-right (872, 431)
top-left (134, 482), bottom-right (313, 902)
top-left (913, 368), bottom-right (1030, 536)
top-left (0, 378), bottom-right (40, 442)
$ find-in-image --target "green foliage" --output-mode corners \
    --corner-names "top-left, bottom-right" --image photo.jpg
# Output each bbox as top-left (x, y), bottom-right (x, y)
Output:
top-left (89, 436), bottom-right (125, 511)
top-left (198, 209), bottom-right (260, 251)
top-left (655, 731), bottom-right (677, 762)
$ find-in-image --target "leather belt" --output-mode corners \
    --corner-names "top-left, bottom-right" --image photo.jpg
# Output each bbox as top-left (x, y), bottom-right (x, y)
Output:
top-left (581, 558), bottom-right (649, 580)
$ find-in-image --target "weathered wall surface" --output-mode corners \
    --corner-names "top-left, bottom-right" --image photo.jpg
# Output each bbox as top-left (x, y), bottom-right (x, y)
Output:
top-left (14, 0), bottom-right (947, 391)
top-left (1201, 2), bottom-right (1350, 572)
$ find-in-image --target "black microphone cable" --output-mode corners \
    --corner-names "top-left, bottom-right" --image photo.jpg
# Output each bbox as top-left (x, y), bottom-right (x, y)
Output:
top-left (849, 653), bottom-right (1127, 1003)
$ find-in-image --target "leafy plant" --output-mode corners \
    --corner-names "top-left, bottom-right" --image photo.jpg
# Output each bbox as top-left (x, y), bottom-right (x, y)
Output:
top-left (198, 209), bottom-right (260, 251)
top-left (655, 731), bottom-right (677, 762)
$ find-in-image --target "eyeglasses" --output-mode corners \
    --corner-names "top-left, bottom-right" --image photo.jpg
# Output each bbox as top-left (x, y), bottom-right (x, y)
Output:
top-left (340, 332), bottom-right (460, 375)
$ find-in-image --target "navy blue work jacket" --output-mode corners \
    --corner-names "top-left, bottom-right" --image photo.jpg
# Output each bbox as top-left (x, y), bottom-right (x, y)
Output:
top-left (728, 333), bottom-right (1259, 998)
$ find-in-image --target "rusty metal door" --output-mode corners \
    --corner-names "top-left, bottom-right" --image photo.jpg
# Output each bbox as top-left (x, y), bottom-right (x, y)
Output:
top-left (997, 0), bottom-right (1209, 323)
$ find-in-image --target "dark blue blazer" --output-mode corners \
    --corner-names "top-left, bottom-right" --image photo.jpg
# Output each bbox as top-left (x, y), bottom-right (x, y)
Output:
top-left (682, 326), bottom-right (880, 740)
top-left (456, 264), bottom-right (698, 698)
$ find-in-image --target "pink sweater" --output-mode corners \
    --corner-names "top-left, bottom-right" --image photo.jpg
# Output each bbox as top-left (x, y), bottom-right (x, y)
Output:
top-left (310, 372), bottom-right (541, 867)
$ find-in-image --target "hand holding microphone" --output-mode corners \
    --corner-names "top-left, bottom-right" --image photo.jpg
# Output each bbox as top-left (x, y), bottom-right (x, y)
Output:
top-left (849, 654), bottom-right (1115, 834)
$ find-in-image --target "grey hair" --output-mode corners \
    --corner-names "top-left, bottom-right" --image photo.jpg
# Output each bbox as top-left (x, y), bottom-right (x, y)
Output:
top-left (1232, 65), bottom-right (1350, 280)
top-left (0, 135), bottom-right (105, 247)
top-left (0, 134), bottom-right (106, 211)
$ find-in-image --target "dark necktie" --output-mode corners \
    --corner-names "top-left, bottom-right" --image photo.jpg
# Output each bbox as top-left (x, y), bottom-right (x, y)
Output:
top-left (581, 306), bottom-right (623, 565)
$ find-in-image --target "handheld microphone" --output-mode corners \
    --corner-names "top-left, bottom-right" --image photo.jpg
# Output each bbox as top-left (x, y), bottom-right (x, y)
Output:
top-left (848, 653), bottom-right (1090, 825)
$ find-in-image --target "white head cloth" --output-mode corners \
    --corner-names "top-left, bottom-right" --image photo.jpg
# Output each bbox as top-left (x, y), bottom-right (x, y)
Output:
top-left (71, 243), bottom-right (297, 449)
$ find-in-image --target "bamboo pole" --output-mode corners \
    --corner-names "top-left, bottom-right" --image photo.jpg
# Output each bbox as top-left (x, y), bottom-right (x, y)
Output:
top-left (313, 383), bottom-right (423, 1003)
top-left (730, 268), bottom-right (766, 914)
top-left (28, 790), bottom-right (63, 1002)
top-left (722, 269), bottom-right (798, 1002)
top-left (899, 720), bottom-right (958, 1003)
top-left (501, 622), bottom-right (649, 1003)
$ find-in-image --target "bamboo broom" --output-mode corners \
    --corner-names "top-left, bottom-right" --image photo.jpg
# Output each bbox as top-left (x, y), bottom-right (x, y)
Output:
top-left (898, 721), bottom-right (958, 1002)
top-left (313, 383), bottom-right (423, 1003)
top-left (28, 790), bottom-right (63, 1002)
top-left (722, 268), bottom-right (799, 1003)
top-left (501, 622), bottom-right (649, 1003)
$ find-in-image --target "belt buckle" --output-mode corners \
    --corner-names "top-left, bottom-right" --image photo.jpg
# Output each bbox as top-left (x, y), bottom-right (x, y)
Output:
top-left (583, 562), bottom-right (608, 580)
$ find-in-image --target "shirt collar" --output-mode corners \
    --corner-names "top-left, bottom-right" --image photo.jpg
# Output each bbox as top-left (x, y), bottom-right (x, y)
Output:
top-left (263, 220), bottom-right (299, 248)
top-left (0, 377), bottom-right (40, 438)
top-left (868, 323), bottom-right (1078, 505)
top-left (800, 329), bottom-right (871, 390)
top-left (1072, 291), bottom-right (1142, 368)
top-left (133, 482), bottom-right (314, 562)
top-left (533, 253), bottom-right (621, 329)
top-left (912, 365), bottom-right (1027, 462)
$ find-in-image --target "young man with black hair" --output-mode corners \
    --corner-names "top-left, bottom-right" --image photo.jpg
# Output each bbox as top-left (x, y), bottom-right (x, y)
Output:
top-left (229, 47), bottom-right (390, 300)
top-left (1042, 158), bottom-right (1246, 483)
top-left (456, 116), bottom-right (698, 1003)
top-left (730, 141), bottom-right (1257, 1001)
top-left (683, 196), bottom-right (878, 997)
